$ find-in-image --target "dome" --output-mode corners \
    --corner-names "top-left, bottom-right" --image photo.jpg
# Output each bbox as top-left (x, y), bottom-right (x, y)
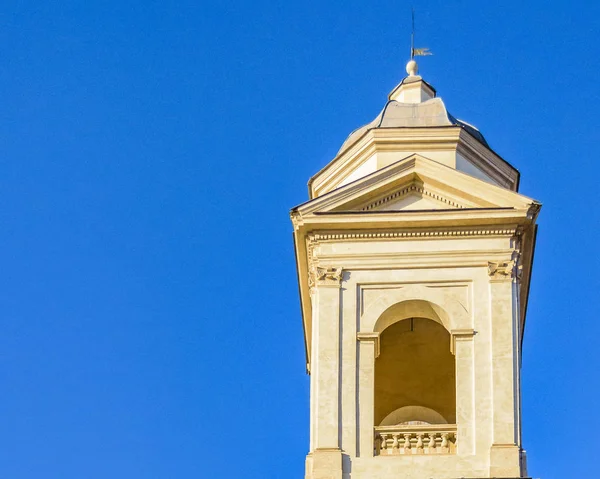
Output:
top-left (337, 76), bottom-right (489, 156)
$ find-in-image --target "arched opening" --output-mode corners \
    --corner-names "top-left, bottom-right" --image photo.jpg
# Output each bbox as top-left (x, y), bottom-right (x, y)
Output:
top-left (379, 405), bottom-right (448, 426)
top-left (374, 302), bottom-right (456, 427)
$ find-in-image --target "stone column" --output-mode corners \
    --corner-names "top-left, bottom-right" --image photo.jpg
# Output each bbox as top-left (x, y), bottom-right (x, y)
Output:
top-left (309, 267), bottom-right (343, 479)
top-left (487, 260), bottom-right (521, 477)
top-left (452, 329), bottom-right (476, 456)
top-left (356, 332), bottom-right (379, 458)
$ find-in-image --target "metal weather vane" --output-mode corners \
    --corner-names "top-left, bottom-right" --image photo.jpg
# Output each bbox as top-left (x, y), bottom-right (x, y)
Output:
top-left (410, 8), bottom-right (433, 59)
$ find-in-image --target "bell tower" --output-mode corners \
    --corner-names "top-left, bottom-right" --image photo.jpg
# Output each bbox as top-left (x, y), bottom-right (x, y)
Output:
top-left (290, 59), bottom-right (540, 479)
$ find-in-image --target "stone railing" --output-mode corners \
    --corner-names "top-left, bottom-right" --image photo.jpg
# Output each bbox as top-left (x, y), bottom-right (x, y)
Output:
top-left (374, 424), bottom-right (457, 456)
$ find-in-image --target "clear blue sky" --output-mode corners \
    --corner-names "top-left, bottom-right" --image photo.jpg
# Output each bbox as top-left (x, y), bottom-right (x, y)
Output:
top-left (0, 1), bottom-right (598, 478)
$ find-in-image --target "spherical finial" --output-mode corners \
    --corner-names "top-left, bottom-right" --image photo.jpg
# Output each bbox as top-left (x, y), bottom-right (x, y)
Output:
top-left (406, 59), bottom-right (418, 76)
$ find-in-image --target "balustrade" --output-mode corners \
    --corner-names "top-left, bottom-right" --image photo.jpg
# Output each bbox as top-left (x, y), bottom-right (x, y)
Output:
top-left (374, 424), bottom-right (457, 455)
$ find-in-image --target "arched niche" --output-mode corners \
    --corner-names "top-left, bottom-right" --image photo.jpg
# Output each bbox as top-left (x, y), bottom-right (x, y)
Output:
top-left (374, 314), bottom-right (456, 426)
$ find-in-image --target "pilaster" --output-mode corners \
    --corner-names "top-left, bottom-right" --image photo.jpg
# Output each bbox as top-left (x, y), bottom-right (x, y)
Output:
top-left (451, 329), bottom-right (476, 455)
top-left (356, 332), bottom-right (379, 458)
top-left (488, 260), bottom-right (522, 477)
top-left (308, 266), bottom-right (344, 478)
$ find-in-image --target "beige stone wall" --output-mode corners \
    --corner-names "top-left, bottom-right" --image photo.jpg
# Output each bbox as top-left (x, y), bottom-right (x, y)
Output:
top-left (304, 232), bottom-right (525, 478)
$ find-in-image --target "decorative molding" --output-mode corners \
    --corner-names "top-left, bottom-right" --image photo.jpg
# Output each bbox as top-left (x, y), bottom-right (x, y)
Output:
top-left (312, 228), bottom-right (517, 241)
top-left (488, 259), bottom-right (522, 281)
top-left (361, 184), bottom-right (466, 211)
top-left (315, 266), bottom-right (343, 285)
top-left (450, 329), bottom-right (476, 355)
top-left (290, 211), bottom-right (304, 230)
top-left (488, 260), bottom-right (514, 278)
top-left (375, 424), bottom-right (457, 456)
top-left (309, 264), bottom-right (344, 288)
top-left (307, 238), bottom-right (317, 289)
top-left (357, 332), bottom-right (380, 358)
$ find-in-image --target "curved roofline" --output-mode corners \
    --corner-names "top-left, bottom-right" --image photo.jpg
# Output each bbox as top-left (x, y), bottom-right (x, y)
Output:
top-left (307, 125), bottom-right (520, 199)
top-left (336, 102), bottom-right (489, 158)
top-left (388, 76), bottom-right (437, 99)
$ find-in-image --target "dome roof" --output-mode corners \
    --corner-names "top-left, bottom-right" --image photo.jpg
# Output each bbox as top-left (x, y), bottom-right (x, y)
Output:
top-left (308, 64), bottom-right (520, 200)
top-left (337, 78), bottom-right (488, 156)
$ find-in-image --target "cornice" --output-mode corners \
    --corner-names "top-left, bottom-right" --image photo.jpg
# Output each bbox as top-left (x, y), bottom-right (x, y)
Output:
top-left (295, 153), bottom-right (536, 221)
top-left (299, 208), bottom-right (531, 231)
top-left (310, 227), bottom-right (518, 241)
top-left (307, 228), bottom-right (521, 271)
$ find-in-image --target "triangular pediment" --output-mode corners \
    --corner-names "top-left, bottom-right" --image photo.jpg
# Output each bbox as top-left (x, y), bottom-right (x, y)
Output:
top-left (293, 154), bottom-right (537, 217)
top-left (369, 191), bottom-right (449, 211)
top-left (350, 181), bottom-right (466, 212)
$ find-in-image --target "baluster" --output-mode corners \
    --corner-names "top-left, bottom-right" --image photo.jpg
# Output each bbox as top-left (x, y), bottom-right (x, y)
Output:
top-left (441, 432), bottom-right (449, 452)
top-left (424, 432), bottom-right (435, 454)
top-left (403, 433), bottom-right (412, 451)
top-left (374, 429), bottom-right (456, 456)
top-left (380, 434), bottom-right (388, 451)
top-left (415, 433), bottom-right (424, 454)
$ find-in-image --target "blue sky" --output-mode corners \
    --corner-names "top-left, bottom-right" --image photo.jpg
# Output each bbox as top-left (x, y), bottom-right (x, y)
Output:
top-left (0, 1), bottom-right (598, 478)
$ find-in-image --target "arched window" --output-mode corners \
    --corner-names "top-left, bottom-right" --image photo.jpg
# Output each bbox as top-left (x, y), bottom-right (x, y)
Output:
top-left (374, 303), bottom-right (456, 427)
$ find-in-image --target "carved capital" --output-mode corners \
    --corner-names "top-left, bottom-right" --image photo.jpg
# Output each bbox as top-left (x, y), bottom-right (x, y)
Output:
top-left (290, 211), bottom-right (304, 230)
top-left (311, 266), bottom-right (343, 287)
top-left (306, 235), bottom-right (343, 288)
top-left (306, 237), bottom-right (317, 289)
top-left (488, 260), bottom-right (521, 281)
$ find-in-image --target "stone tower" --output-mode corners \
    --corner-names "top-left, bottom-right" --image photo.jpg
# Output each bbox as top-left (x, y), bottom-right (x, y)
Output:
top-left (290, 60), bottom-right (540, 479)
